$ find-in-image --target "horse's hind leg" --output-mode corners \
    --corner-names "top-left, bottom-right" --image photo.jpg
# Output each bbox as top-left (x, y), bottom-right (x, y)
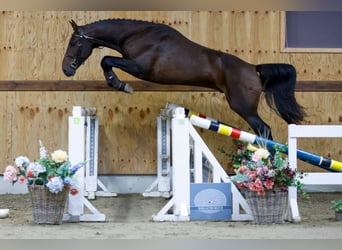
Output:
top-left (224, 89), bottom-right (273, 140)
top-left (101, 56), bottom-right (144, 93)
top-left (242, 112), bottom-right (273, 140)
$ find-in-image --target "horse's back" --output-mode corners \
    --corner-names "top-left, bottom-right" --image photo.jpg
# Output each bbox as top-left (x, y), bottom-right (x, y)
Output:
top-left (120, 22), bottom-right (223, 85)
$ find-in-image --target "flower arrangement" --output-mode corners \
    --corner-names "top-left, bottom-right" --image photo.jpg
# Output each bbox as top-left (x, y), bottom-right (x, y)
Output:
top-left (222, 141), bottom-right (306, 197)
top-left (3, 140), bottom-right (84, 195)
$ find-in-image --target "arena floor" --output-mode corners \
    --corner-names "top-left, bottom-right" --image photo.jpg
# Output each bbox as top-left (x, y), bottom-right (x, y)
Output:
top-left (0, 192), bottom-right (341, 239)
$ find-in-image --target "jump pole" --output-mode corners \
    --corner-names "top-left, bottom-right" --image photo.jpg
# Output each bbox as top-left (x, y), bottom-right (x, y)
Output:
top-left (189, 115), bottom-right (342, 172)
top-left (167, 102), bottom-right (342, 172)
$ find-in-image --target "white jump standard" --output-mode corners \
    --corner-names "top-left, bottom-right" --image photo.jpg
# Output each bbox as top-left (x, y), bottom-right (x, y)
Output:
top-left (152, 107), bottom-right (253, 222)
top-left (143, 115), bottom-right (172, 198)
top-left (63, 106), bottom-right (114, 222)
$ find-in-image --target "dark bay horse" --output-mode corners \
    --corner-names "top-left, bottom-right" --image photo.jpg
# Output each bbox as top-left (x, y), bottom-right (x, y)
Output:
top-left (62, 19), bottom-right (306, 139)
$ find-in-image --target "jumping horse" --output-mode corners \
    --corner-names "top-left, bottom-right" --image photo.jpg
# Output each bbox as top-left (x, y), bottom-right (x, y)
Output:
top-left (62, 19), bottom-right (306, 139)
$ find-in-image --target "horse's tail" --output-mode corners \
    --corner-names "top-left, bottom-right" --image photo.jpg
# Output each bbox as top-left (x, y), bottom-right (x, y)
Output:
top-left (256, 63), bottom-right (306, 124)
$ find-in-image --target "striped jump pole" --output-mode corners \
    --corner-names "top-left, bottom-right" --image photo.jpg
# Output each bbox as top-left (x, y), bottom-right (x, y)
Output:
top-left (188, 114), bottom-right (342, 172)
top-left (166, 102), bottom-right (236, 128)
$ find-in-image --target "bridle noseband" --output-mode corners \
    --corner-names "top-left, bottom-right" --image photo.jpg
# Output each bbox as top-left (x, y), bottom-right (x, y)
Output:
top-left (66, 33), bottom-right (97, 70)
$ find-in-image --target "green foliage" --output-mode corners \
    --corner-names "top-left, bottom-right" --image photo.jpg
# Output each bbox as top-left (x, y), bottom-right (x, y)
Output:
top-left (331, 199), bottom-right (342, 212)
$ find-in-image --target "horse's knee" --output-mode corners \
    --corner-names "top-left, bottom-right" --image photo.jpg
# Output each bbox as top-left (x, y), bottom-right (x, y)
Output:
top-left (101, 56), bottom-right (112, 69)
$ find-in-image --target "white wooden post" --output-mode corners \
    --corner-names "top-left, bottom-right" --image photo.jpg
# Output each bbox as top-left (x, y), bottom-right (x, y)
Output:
top-left (288, 124), bottom-right (342, 222)
top-left (63, 106), bottom-right (106, 222)
top-left (67, 106), bottom-right (85, 218)
top-left (143, 116), bottom-right (171, 198)
top-left (287, 125), bottom-right (301, 222)
top-left (171, 107), bottom-right (191, 220)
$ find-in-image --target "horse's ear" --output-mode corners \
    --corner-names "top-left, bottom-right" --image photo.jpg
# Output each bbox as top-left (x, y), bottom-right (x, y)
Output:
top-left (69, 19), bottom-right (79, 33)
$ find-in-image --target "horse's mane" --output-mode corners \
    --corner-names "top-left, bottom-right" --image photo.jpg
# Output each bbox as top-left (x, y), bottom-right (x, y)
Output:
top-left (85, 18), bottom-right (158, 27)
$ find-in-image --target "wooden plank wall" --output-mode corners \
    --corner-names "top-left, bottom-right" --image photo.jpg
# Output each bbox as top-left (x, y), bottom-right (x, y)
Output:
top-left (0, 11), bottom-right (341, 175)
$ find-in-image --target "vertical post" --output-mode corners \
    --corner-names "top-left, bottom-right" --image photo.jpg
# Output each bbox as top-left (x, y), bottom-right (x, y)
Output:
top-left (85, 116), bottom-right (99, 199)
top-left (157, 116), bottom-right (171, 194)
top-left (67, 106), bottom-right (85, 221)
top-left (171, 107), bottom-right (190, 219)
top-left (64, 106), bottom-right (106, 222)
top-left (288, 124), bottom-right (301, 222)
top-left (193, 140), bottom-right (203, 183)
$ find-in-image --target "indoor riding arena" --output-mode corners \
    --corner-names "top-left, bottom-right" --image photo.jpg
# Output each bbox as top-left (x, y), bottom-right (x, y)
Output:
top-left (0, 10), bottom-right (342, 239)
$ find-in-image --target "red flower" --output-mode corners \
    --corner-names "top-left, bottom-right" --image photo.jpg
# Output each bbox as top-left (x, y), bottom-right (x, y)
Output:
top-left (237, 165), bottom-right (248, 174)
top-left (257, 188), bottom-right (265, 196)
top-left (237, 182), bottom-right (248, 189)
top-left (18, 175), bottom-right (26, 184)
top-left (70, 187), bottom-right (79, 196)
top-left (25, 170), bottom-right (33, 178)
top-left (264, 180), bottom-right (274, 190)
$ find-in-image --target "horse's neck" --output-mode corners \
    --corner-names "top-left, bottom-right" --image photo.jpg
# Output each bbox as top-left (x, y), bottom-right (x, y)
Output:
top-left (84, 20), bottom-right (150, 51)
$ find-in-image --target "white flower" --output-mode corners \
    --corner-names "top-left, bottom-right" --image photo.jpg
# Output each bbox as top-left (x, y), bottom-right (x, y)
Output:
top-left (14, 156), bottom-right (30, 168)
top-left (39, 140), bottom-right (47, 159)
top-left (27, 162), bottom-right (46, 177)
top-left (51, 150), bottom-right (68, 163)
top-left (267, 169), bottom-right (276, 177)
top-left (46, 176), bottom-right (64, 194)
top-left (254, 148), bottom-right (270, 159)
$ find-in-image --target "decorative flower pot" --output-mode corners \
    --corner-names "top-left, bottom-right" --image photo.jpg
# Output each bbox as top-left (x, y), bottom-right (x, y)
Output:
top-left (243, 189), bottom-right (288, 224)
top-left (335, 211), bottom-right (342, 221)
top-left (28, 185), bottom-right (69, 225)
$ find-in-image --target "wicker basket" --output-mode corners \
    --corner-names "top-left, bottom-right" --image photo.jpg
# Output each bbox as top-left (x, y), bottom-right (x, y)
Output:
top-left (243, 189), bottom-right (288, 224)
top-left (28, 185), bottom-right (69, 225)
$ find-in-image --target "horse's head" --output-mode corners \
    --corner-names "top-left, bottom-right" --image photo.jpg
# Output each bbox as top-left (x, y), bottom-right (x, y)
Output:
top-left (62, 20), bottom-right (95, 76)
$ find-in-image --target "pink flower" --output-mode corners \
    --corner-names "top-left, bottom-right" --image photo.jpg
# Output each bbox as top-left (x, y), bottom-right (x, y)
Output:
top-left (248, 182), bottom-right (257, 191)
top-left (18, 175), bottom-right (26, 184)
top-left (264, 180), bottom-right (274, 190)
top-left (252, 153), bottom-right (261, 162)
top-left (237, 165), bottom-right (248, 174)
top-left (3, 165), bottom-right (17, 183)
top-left (248, 179), bottom-right (265, 195)
top-left (248, 171), bottom-right (257, 180)
top-left (256, 167), bottom-right (263, 176)
top-left (256, 166), bottom-right (269, 176)
top-left (254, 178), bottom-right (263, 189)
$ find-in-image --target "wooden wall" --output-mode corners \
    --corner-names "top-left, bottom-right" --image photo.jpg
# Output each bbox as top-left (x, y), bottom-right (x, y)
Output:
top-left (0, 11), bottom-right (341, 175)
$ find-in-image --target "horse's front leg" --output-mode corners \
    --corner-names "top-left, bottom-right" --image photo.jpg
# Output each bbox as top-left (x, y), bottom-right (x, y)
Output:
top-left (100, 56), bottom-right (137, 93)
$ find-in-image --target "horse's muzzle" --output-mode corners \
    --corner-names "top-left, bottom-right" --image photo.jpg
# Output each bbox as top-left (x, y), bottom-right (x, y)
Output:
top-left (63, 67), bottom-right (76, 77)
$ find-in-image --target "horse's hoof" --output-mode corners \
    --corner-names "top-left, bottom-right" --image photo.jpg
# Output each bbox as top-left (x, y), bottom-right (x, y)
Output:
top-left (123, 84), bottom-right (134, 94)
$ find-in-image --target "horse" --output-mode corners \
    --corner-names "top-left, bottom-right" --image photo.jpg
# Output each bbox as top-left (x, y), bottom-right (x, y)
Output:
top-left (62, 18), bottom-right (306, 139)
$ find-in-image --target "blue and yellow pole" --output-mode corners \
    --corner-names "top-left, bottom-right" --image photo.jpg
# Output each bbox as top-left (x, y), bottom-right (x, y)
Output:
top-left (177, 106), bottom-right (342, 172)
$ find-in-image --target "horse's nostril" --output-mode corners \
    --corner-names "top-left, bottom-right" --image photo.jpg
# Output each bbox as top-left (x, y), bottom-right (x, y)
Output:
top-left (63, 68), bottom-right (75, 77)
